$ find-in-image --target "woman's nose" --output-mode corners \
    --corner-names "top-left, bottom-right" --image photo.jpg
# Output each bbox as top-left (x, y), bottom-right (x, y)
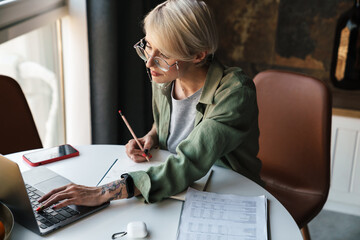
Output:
top-left (146, 55), bottom-right (155, 68)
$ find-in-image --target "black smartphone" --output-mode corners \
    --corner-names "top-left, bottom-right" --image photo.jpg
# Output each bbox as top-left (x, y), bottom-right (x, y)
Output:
top-left (22, 144), bottom-right (79, 166)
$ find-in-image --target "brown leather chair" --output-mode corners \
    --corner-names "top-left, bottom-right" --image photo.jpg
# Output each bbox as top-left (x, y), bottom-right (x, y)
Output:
top-left (254, 70), bottom-right (332, 239)
top-left (0, 75), bottom-right (42, 155)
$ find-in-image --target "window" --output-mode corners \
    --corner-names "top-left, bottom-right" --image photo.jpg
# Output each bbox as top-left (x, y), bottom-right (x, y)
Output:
top-left (1, 0), bottom-right (92, 147)
top-left (0, 0), bottom-right (68, 147)
top-left (0, 22), bottom-right (65, 147)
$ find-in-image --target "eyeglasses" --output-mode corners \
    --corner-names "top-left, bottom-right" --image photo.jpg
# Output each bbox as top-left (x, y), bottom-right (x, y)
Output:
top-left (133, 38), bottom-right (178, 72)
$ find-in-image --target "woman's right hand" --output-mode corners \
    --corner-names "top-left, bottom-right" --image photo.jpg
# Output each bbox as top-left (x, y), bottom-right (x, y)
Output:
top-left (125, 131), bottom-right (158, 162)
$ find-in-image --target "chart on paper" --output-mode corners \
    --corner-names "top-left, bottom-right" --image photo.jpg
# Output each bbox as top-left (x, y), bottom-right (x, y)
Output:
top-left (177, 188), bottom-right (268, 240)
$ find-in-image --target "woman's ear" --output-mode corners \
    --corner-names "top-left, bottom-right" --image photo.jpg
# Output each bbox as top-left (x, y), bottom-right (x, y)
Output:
top-left (192, 51), bottom-right (208, 64)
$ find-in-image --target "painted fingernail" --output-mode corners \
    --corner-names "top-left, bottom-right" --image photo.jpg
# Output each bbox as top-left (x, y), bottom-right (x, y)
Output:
top-left (142, 153), bottom-right (147, 157)
top-left (36, 205), bottom-right (44, 212)
top-left (144, 149), bottom-right (149, 154)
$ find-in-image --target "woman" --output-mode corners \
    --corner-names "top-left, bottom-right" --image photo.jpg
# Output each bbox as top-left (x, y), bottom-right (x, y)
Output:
top-left (39, 0), bottom-right (262, 209)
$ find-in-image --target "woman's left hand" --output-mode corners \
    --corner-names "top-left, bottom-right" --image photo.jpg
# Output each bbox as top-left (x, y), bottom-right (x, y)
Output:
top-left (38, 183), bottom-right (105, 210)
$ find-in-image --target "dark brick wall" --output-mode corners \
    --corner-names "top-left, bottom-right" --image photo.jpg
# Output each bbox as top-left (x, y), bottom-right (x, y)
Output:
top-left (205, 0), bottom-right (359, 110)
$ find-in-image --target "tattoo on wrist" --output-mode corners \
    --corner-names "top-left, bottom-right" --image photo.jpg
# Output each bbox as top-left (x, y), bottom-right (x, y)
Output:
top-left (100, 178), bottom-right (126, 201)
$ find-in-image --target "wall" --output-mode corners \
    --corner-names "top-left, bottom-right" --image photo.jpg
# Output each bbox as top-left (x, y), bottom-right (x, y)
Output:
top-left (328, 114), bottom-right (360, 216)
top-left (204, 0), bottom-right (360, 215)
top-left (205, 0), bottom-right (359, 110)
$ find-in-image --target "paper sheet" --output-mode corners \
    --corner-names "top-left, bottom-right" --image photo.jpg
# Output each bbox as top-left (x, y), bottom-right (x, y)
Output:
top-left (97, 149), bottom-right (212, 201)
top-left (177, 188), bottom-right (268, 240)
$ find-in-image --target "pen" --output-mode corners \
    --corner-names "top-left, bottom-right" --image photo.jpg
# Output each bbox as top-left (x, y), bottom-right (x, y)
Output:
top-left (118, 110), bottom-right (151, 161)
top-left (96, 159), bottom-right (118, 186)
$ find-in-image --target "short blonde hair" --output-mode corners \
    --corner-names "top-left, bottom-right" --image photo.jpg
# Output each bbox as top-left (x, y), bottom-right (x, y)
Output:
top-left (143, 0), bottom-right (218, 65)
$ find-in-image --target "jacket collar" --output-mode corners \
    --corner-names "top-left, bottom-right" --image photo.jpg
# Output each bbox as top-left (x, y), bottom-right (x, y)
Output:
top-left (199, 58), bottom-right (224, 105)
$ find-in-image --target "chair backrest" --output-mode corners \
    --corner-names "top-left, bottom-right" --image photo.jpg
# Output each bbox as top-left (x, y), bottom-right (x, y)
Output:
top-left (0, 75), bottom-right (42, 155)
top-left (254, 70), bottom-right (332, 228)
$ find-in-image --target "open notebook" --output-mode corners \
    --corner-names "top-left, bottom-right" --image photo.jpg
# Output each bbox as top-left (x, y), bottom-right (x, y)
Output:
top-left (96, 149), bottom-right (213, 201)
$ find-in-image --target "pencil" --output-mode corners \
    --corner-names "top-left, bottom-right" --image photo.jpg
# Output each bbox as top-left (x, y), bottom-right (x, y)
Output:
top-left (118, 110), bottom-right (150, 161)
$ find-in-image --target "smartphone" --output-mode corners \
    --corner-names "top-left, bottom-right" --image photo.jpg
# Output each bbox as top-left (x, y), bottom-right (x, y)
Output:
top-left (23, 144), bottom-right (79, 166)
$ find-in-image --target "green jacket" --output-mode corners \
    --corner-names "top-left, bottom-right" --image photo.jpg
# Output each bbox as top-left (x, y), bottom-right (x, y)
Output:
top-left (129, 59), bottom-right (263, 203)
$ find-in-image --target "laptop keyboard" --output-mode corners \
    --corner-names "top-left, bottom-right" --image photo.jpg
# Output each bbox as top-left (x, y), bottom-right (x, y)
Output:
top-left (25, 184), bottom-right (80, 229)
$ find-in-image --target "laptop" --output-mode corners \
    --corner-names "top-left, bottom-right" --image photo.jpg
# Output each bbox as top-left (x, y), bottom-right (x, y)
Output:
top-left (0, 155), bottom-right (110, 235)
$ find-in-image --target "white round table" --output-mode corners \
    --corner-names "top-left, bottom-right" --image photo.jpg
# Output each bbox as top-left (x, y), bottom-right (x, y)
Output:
top-left (5, 145), bottom-right (302, 240)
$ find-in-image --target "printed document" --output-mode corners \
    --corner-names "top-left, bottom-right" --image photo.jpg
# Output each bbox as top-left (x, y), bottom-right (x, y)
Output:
top-left (97, 149), bottom-right (212, 201)
top-left (177, 188), bottom-right (268, 240)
